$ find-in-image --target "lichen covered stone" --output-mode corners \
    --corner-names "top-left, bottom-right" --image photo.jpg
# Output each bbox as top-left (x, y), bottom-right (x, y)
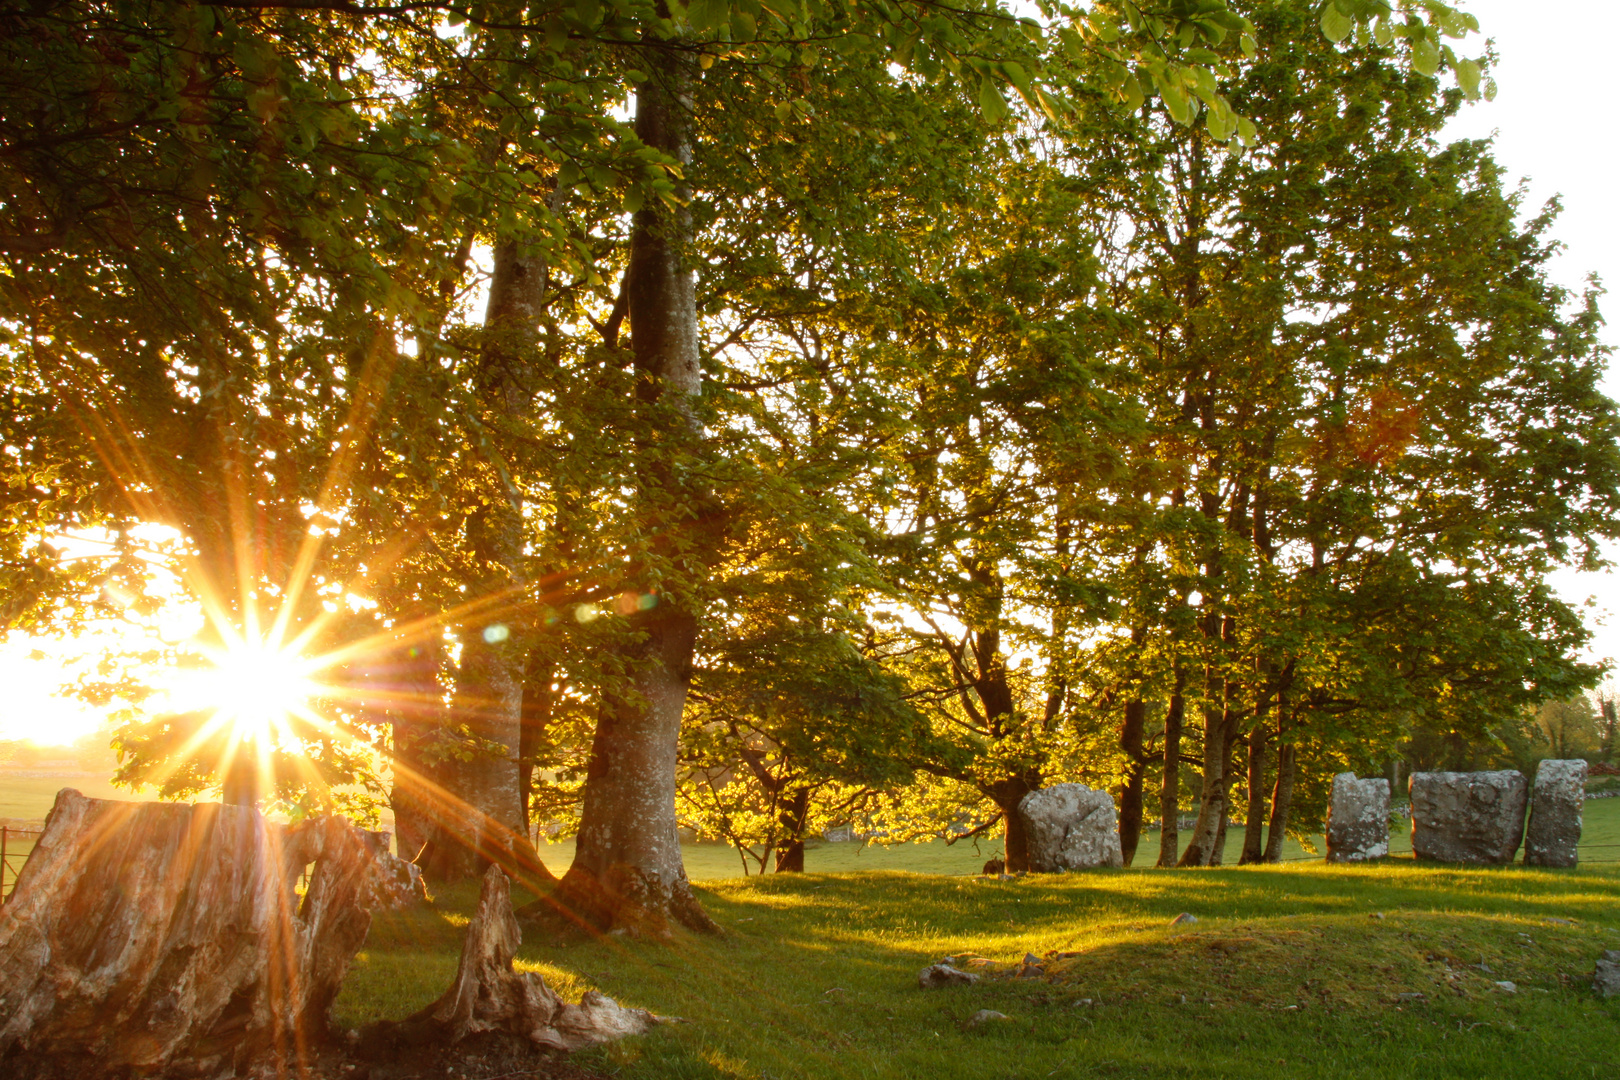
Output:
top-left (1016, 784), bottom-right (1124, 872)
top-left (1524, 759), bottom-right (1586, 868)
top-left (1326, 773), bottom-right (1390, 863)
top-left (1409, 770), bottom-right (1527, 864)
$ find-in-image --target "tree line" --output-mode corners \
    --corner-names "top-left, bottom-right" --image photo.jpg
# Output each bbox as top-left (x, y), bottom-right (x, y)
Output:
top-left (4, 0), bottom-right (1615, 932)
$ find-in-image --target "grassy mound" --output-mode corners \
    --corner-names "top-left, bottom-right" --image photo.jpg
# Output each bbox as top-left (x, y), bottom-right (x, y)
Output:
top-left (338, 862), bottom-right (1620, 1080)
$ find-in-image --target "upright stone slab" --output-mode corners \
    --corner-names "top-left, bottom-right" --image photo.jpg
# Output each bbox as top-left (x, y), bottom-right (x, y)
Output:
top-left (1326, 773), bottom-right (1390, 862)
top-left (1016, 784), bottom-right (1123, 872)
top-left (1409, 770), bottom-right (1527, 864)
top-left (1524, 759), bottom-right (1586, 867)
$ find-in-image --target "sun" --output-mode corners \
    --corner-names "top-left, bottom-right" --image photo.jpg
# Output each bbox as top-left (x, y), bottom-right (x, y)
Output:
top-left (201, 640), bottom-right (319, 742)
top-left (166, 633), bottom-right (323, 750)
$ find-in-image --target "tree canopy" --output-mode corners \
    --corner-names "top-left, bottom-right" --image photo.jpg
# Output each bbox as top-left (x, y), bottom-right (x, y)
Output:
top-left (3, 0), bottom-right (1612, 924)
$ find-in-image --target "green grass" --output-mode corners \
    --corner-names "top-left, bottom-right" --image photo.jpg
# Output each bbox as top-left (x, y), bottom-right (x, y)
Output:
top-left (337, 860), bottom-right (1620, 1080)
top-left (6, 774), bottom-right (1619, 1075)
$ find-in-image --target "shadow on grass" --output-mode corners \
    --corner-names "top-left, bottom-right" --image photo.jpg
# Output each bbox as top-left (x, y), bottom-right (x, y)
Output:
top-left (339, 863), bottom-right (1620, 1080)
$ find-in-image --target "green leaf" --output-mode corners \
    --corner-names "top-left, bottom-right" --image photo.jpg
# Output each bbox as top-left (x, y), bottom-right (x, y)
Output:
top-left (571, 0), bottom-right (601, 27)
top-left (1455, 58), bottom-right (1481, 99)
top-left (1320, 1), bottom-right (1353, 44)
top-left (977, 78), bottom-right (1008, 125)
top-left (1160, 81), bottom-right (1193, 126)
top-left (1411, 36), bottom-right (1440, 76)
top-left (999, 61), bottom-right (1031, 100)
top-left (688, 0), bottom-right (728, 34)
top-left (545, 17), bottom-right (569, 52)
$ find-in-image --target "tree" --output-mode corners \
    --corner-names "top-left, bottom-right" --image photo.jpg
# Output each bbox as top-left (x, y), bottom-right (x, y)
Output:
top-left (4, 0), bottom-right (1495, 919)
top-left (1057, 0), bottom-right (1618, 863)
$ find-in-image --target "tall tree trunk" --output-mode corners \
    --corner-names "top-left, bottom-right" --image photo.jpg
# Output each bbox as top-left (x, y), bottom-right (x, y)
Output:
top-left (1209, 726), bottom-right (1239, 867)
top-left (986, 775), bottom-right (1038, 872)
top-left (1179, 608), bottom-right (1246, 867)
top-left (391, 632), bottom-right (448, 865)
top-left (417, 237), bottom-right (553, 884)
top-left (1157, 678), bottom-right (1185, 867)
top-left (558, 43), bottom-right (715, 934)
top-left (1178, 701), bottom-right (1228, 867)
top-left (1210, 796), bottom-right (1229, 866)
top-left (1119, 700), bottom-right (1147, 866)
top-left (1239, 707), bottom-right (1271, 864)
top-left (1263, 703), bottom-right (1295, 863)
top-left (774, 787), bottom-right (811, 873)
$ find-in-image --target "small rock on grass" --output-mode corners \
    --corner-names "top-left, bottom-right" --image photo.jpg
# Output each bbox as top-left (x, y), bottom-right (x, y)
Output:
top-left (918, 964), bottom-right (980, 989)
top-left (1494, 981), bottom-right (1517, 993)
top-left (1014, 951), bottom-right (1046, 978)
top-left (966, 1010), bottom-right (1009, 1028)
top-left (1594, 951), bottom-right (1620, 998)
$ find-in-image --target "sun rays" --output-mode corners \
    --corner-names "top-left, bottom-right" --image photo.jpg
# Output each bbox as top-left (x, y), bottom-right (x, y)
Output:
top-left (177, 633), bottom-right (321, 746)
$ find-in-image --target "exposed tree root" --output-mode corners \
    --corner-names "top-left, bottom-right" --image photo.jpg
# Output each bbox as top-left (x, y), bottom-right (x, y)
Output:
top-left (368, 866), bottom-right (670, 1051)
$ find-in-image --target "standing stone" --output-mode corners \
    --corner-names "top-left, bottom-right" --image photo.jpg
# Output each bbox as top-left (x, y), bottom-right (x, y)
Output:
top-left (1409, 770), bottom-right (1528, 864)
top-left (1015, 784), bottom-right (1124, 872)
top-left (1326, 773), bottom-right (1390, 862)
top-left (1595, 951), bottom-right (1620, 998)
top-left (1524, 759), bottom-right (1586, 867)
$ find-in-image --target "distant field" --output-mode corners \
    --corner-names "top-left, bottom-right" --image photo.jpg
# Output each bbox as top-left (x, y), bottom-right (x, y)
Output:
top-left (5, 775), bottom-right (1619, 892)
top-left (0, 774), bottom-right (157, 821)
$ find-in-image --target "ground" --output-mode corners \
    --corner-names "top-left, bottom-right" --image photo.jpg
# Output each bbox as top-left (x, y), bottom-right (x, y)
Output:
top-left (336, 856), bottom-right (1620, 1080)
top-left (5, 781), bottom-right (1618, 1077)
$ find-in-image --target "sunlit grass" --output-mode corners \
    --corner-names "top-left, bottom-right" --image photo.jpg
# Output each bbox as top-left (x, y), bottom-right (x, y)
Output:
top-left (336, 858), bottom-right (1620, 1079)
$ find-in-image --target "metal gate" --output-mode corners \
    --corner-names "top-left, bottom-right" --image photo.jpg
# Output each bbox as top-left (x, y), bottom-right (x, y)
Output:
top-left (0, 824), bottom-right (43, 904)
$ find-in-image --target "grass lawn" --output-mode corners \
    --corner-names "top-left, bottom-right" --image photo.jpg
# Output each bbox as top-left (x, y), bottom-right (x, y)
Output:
top-left (5, 777), bottom-right (1619, 1075)
top-left (338, 859), bottom-right (1620, 1080)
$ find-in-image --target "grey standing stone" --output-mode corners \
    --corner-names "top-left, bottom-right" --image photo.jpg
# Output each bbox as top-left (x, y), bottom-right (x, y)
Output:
top-left (1016, 784), bottom-right (1124, 872)
top-left (1595, 951), bottom-right (1620, 998)
top-left (1408, 770), bottom-right (1527, 864)
top-left (1325, 773), bottom-right (1390, 863)
top-left (1524, 759), bottom-right (1586, 867)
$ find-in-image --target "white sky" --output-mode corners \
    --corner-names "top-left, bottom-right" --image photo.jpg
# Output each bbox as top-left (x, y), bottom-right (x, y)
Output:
top-left (3, 1), bottom-right (1618, 746)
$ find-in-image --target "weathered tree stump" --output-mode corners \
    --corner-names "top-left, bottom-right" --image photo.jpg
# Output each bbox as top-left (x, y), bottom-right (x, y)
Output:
top-left (372, 865), bottom-right (665, 1054)
top-left (0, 789), bottom-right (421, 1078)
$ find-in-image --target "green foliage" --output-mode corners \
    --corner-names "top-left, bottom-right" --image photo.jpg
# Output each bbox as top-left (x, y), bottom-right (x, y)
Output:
top-left (0, 0), bottom-right (1607, 860)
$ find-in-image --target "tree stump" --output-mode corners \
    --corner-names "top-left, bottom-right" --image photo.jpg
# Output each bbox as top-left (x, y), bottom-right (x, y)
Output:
top-left (372, 865), bottom-right (665, 1053)
top-left (0, 789), bottom-right (421, 1078)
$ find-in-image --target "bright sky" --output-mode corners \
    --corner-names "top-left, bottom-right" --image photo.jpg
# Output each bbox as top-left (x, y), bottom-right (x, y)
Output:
top-left (2, 2), bottom-right (1617, 747)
